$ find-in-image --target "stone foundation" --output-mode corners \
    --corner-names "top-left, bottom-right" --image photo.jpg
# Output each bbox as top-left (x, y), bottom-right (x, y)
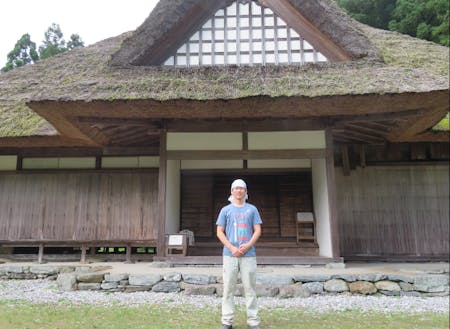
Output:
top-left (1, 265), bottom-right (448, 298)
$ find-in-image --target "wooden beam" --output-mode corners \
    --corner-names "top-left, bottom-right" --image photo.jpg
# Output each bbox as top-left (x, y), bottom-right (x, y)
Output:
top-left (166, 118), bottom-right (327, 132)
top-left (333, 109), bottom-right (423, 127)
top-left (141, 0), bottom-right (225, 65)
top-left (359, 145), bottom-right (366, 168)
top-left (262, 0), bottom-right (351, 61)
top-left (157, 128), bottom-right (167, 257)
top-left (388, 107), bottom-right (449, 142)
top-left (102, 146), bottom-right (159, 156)
top-left (325, 128), bottom-right (340, 258)
top-left (167, 149), bottom-right (326, 160)
top-left (333, 130), bottom-right (385, 143)
top-left (341, 144), bottom-right (350, 176)
top-left (78, 117), bottom-right (162, 129)
top-left (342, 129), bottom-right (385, 143)
top-left (358, 121), bottom-right (392, 133)
top-left (344, 123), bottom-right (387, 137)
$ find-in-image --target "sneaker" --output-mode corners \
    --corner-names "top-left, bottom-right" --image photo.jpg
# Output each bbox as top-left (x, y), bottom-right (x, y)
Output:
top-left (220, 324), bottom-right (232, 329)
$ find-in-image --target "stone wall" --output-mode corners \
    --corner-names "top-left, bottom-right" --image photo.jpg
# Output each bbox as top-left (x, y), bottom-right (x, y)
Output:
top-left (1, 265), bottom-right (448, 298)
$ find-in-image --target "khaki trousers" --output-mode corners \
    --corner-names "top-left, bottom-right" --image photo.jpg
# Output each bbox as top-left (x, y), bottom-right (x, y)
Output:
top-left (221, 256), bottom-right (260, 326)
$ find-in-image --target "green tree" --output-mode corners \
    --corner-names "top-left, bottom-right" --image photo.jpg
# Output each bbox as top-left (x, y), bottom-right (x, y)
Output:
top-left (38, 23), bottom-right (67, 59)
top-left (67, 33), bottom-right (85, 50)
top-left (336, 0), bottom-right (397, 29)
top-left (389, 0), bottom-right (449, 46)
top-left (337, 0), bottom-right (449, 46)
top-left (1, 34), bottom-right (39, 72)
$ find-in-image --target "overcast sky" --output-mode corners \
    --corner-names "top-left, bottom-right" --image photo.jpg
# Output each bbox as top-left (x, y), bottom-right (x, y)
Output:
top-left (0, 0), bottom-right (159, 68)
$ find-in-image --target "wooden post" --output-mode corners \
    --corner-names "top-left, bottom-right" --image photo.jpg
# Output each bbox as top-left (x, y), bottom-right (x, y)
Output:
top-left (37, 243), bottom-right (45, 264)
top-left (342, 144), bottom-right (350, 176)
top-left (125, 244), bottom-right (133, 263)
top-left (359, 145), bottom-right (366, 168)
top-left (80, 244), bottom-right (87, 263)
top-left (157, 128), bottom-right (167, 257)
top-left (325, 128), bottom-right (340, 259)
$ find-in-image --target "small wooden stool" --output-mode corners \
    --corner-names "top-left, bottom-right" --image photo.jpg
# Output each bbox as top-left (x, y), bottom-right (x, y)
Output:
top-left (165, 234), bottom-right (188, 256)
top-left (296, 212), bottom-right (317, 245)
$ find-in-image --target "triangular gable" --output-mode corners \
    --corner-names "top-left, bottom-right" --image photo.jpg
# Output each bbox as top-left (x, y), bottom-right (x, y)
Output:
top-left (111, 0), bottom-right (379, 67)
top-left (163, 1), bottom-right (328, 67)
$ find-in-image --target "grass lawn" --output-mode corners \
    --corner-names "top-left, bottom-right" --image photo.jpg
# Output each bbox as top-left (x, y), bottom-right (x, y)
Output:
top-left (0, 302), bottom-right (448, 329)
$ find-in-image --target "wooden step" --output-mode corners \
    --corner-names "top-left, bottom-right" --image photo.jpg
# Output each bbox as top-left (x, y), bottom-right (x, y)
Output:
top-left (154, 256), bottom-right (343, 265)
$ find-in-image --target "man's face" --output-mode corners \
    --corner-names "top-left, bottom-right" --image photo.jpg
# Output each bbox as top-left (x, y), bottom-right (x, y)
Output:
top-left (231, 186), bottom-right (247, 201)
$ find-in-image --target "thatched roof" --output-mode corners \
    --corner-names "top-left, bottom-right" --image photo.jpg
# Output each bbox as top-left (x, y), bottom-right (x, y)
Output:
top-left (111, 0), bottom-right (380, 66)
top-left (0, 0), bottom-right (448, 142)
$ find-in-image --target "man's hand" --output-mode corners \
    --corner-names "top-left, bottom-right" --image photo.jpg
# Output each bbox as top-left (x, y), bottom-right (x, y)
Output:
top-left (238, 243), bottom-right (250, 255)
top-left (231, 245), bottom-right (244, 257)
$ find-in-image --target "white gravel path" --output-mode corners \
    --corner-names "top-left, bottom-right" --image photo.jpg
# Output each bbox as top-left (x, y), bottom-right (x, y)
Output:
top-left (0, 280), bottom-right (448, 314)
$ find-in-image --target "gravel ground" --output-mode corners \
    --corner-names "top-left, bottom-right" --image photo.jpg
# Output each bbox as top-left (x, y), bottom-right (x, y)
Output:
top-left (0, 280), bottom-right (448, 314)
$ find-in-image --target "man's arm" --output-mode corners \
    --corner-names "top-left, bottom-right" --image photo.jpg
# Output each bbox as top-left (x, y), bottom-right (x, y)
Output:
top-left (239, 224), bottom-right (261, 255)
top-left (217, 225), bottom-right (243, 257)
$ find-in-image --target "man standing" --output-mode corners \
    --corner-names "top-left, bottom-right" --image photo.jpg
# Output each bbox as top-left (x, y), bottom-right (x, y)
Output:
top-left (216, 179), bottom-right (262, 329)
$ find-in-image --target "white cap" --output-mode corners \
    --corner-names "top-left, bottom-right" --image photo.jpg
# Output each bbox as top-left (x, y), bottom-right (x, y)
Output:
top-left (231, 179), bottom-right (247, 190)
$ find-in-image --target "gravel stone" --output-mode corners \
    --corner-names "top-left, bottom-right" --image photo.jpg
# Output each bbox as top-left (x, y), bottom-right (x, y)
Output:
top-left (414, 275), bottom-right (449, 293)
top-left (78, 283), bottom-right (101, 291)
top-left (356, 274), bottom-right (387, 282)
top-left (129, 274), bottom-right (162, 286)
top-left (77, 273), bottom-right (105, 283)
top-left (331, 274), bottom-right (357, 282)
top-left (303, 282), bottom-right (324, 294)
top-left (101, 282), bottom-right (119, 290)
top-left (0, 280), bottom-right (448, 314)
top-left (104, 274), bottom-right (129, 282)
top-left (387, 274), bottom-right (414, 283)
top-left (375, 281), bottom-right (401, 292)
top-left (293, 274), bottom-right (331, 282)
top-left (151, 281), bottom-right (181, 293)
top-left (182, 274), bottom-right (216, 285)
top-left (349, 281), bottom-right (377, 295)
top-left (57, 273), bottom-right (77, 291)
top-left (163, 273), bottom-right (182, 282)
top-left (279, 283), bottom-right (311, 298)
top-left (324, 279), bottom-right (349, 292)
top-left (256, 274), bottom-right (293, 285)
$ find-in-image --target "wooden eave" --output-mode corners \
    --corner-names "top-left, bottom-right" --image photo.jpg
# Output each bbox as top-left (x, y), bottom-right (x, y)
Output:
top-left (8, 90), bottom-right (444, 148)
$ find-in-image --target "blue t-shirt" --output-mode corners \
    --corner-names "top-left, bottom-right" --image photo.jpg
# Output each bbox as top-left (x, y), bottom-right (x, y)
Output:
top-left (216, 203), bottom-right (263, 257)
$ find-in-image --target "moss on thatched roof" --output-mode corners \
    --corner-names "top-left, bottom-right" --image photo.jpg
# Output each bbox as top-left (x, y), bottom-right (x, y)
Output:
top-left (0, 1), bottom-right (448, 139)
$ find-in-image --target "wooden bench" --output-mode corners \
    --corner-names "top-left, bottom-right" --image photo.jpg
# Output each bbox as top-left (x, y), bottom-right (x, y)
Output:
top-left (0, 240), bottom-right (157, 264)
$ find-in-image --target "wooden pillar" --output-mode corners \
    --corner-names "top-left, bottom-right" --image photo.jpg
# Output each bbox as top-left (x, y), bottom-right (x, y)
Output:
top-left (157, 129), bottom-right (167, 257)
top-left (37, 243), bottom-right (45, 264)
top-left (243, 131), bottom-right (248, 170)
top-left (359, 145), bottom-right (366, 168)
top-left (80, 244), bottom-right (87, 263)
top-left (325, 128), bottom-right (340, 259)
top-left (342, 145), bottom-right (350, 176)
top-left (125, 244), bottom-right (133, 263)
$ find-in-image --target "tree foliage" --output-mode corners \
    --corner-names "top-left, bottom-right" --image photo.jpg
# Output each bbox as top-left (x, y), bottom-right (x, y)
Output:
top-left (2, 23), bottom-right (84, 72)
top-left (39, 23), bottom-right (84, 59)
top-left (337, 0), bottom-right (449, 46)
top-left (336, 0), bottom-right (397, 29)
top-left (389, 0), bottom-right (449, 46)
top-left (1, 34), bottom-right (39, 72)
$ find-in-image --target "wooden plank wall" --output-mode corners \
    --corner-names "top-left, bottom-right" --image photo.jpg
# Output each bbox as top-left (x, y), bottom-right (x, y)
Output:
top-left (0, 172), bottom-right (159, 242)
top-left (336, 165), bottom-right (449, 257)
top-left (181, 173), bottom-right (312, 241)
